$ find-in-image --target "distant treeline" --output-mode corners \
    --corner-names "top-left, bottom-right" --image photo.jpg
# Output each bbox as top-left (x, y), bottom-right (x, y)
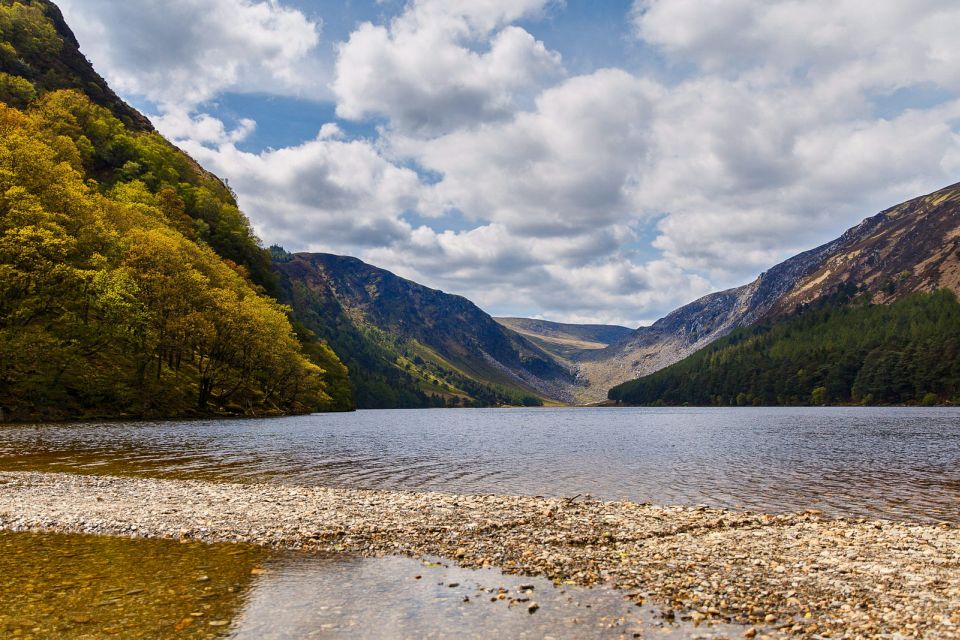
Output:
top-left (609, 289), bottom-right (960, 407)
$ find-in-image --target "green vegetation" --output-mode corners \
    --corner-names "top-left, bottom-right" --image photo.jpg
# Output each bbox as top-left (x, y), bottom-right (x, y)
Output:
top-left (609, 288), bottom-right (960, 407)
top-left (1, 0), bottom-right (151, 130)
top-left (0, 1), bottom-right (349, 419)
top-left (278, 270), bottom-right (545, 409)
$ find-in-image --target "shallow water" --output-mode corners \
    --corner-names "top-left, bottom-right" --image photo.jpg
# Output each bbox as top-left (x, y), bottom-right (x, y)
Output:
top-left (1, 406), bottom-right (958, 521)
top-left (0, 531), bottom-right (748, 639)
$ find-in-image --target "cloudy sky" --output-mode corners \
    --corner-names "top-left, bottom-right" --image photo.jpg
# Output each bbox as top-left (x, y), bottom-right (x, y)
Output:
top-left (58, 0), bottom-right (960, 326)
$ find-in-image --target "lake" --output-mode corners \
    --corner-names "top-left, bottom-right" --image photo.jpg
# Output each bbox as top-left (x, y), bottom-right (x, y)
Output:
top-left (1, 406), bottom-right (958, 522)
top-left (0, 530), bottom-right (750, 639)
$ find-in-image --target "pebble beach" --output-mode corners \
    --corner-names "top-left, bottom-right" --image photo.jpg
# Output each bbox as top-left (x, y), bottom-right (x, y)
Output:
top-left (1, 471), bottom-right (958, 639)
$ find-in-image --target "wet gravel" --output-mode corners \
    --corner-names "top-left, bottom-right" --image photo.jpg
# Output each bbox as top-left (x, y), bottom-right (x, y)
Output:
top-left (1, 472), bottom-right (958, 639)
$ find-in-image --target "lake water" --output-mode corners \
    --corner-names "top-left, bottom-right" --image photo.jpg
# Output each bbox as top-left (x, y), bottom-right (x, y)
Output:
top-left (0, 531), bottom-right (749, 639)
top-left (1, 407), bottom-right (958, 521)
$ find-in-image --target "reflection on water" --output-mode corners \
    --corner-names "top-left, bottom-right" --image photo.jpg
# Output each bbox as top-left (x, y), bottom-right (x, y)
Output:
top-left (0, 532), bottom-right (749, 639)
top-left (0, 531), bottom-right (267, 638)
top-left (1, 406), bottom-right (959, 521)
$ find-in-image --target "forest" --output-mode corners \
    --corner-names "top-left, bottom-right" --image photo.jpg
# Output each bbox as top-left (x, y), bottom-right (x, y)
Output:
top-left (0, 1), bottom-right (350, 419)
top-left (608, 289), bottom-right (960, 407)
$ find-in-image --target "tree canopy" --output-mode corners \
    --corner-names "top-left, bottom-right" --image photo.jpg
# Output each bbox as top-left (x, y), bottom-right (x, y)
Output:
top-left (0, 93), bottom-right (346, 419)
top-left (609, 289), bottom-right (960, 407)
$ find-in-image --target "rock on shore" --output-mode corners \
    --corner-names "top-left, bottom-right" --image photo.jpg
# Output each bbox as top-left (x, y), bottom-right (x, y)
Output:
top-left (0, 472), bottom-right (958, 638)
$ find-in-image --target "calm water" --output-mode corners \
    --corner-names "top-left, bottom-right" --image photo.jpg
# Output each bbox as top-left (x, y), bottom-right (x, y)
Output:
top-left (0, 531), bottom-right (748, 639)
top-left (1, 407), bottom-right (958, 521)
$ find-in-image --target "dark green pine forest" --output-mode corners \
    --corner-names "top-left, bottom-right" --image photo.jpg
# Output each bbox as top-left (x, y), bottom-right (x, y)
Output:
top-left (609, 288), bottom-right (960, 407)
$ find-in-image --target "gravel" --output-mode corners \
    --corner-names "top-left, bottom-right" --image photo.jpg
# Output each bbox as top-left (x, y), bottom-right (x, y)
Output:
top-left (1, 471), bottom-right (958, 639)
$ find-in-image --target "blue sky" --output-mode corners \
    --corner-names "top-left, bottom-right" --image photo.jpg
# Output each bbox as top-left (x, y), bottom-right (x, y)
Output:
top-left (58, 0), bottom-right (960, 325)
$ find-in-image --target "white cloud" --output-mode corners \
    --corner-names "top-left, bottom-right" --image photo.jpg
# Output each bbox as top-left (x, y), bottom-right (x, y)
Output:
top-left (363, 224), bottom-right (712, 326)
top-left (399, 69), bottom-right (659, 232)
top-left (58, 0), bottom-right (323, 108)
top-left (333, 0), bottom-right (563, 134)
top-left (633, 0), bottom-right (960, 90)
top-left (153, 109), bottom-right (257, 146)
top-left (173, 129), bottom-right (421, 251)
top-left (56, 0), bottom-right (960, 324)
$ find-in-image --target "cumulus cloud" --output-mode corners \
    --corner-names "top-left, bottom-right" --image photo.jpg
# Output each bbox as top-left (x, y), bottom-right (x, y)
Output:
top-left (633, 0), bottom-right (960, 88)
top-left (625, 0), bottom-right (960, 280)
top-left (333, 0), bottom-right (563, 134)
top-left (58, 0), bottom-right (323, 108)
top-left (399, 70), bottom-right (658, 231)
top-left (363, 225), bottom-right (712, 326)
top-left (55, 0), bottom-right (960, 324)
top-left (173, 130), bottom-right (422, 252)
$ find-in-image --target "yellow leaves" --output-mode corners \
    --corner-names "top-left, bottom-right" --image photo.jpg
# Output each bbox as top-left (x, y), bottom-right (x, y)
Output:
top-left (0, 89), bottom-right (336, 417)
top-left (0, 71), bottom-right (36, 108)
top-left (0, 3), bottom-right (62, 58)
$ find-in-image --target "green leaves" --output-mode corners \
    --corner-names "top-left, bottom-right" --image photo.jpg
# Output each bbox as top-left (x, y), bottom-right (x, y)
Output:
top-left (0, 90), bottom-right (341, 419)
top-left (610, 290), bottom-right (960, 407)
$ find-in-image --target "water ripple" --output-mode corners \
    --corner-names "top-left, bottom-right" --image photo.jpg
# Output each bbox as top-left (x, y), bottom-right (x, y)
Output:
top-left (1, 407), bottom-right (958, 522)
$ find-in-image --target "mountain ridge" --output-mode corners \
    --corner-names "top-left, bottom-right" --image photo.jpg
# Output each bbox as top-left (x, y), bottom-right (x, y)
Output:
top-left (275, 251), bottom-right (576, 408)
top-left (494, 317), bottom-right (632, 369)
top-left (584, 182), bottom-right (960, 402)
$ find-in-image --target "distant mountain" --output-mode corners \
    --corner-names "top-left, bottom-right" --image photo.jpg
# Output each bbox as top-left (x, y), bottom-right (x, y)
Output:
top-left (585, 182), bottom-right (960, 403)
top-left (274, 252), bottom-right (576, 408)
top-left (494, 318), bottom-right (632, 365)
top-left (609, 290), bottom-right (960, 406)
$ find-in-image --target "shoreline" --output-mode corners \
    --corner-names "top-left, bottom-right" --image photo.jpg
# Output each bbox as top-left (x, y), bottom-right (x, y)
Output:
top-left (1, 471), bottom-right (958, 638)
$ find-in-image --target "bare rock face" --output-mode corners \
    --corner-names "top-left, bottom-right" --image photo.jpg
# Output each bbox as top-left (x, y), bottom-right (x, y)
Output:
top-left (579, 182), bottom-right (960, 402)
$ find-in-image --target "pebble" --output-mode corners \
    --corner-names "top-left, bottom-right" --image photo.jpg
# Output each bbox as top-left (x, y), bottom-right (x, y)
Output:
top-left (0, 471), bottom-right (957, 639)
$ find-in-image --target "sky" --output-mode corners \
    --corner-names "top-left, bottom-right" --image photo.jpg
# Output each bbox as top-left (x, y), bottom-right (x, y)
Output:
top-left (57, 0), bottom-right (960, 327)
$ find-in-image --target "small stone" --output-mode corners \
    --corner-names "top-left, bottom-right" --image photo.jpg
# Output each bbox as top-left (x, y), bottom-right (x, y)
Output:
top-left (527, 602), bottom-right (539, 614)
top-left (743, 628), bottom-right (757, 638)
top-left (447, 582), bottom-right (459, 588)
top-left (196, 575), bottom-right (210, 583)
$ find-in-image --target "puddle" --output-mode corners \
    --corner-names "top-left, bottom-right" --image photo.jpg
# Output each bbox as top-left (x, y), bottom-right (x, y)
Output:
top-left (0, 531), bottom-right (753, 639)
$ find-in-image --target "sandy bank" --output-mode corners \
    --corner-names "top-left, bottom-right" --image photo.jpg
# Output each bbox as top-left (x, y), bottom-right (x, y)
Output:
top-left (0, 472), bottom-right (957, 638)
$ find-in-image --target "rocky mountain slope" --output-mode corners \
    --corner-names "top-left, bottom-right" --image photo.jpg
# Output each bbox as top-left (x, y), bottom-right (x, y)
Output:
top-left (495, 318), bottom-right (632, 366)
top-left (1, 0), bottom-right (151, 130)
top-left (275, 252), bottom-right (575, 408)
top-left (581, 182), bottom-right (960, 402)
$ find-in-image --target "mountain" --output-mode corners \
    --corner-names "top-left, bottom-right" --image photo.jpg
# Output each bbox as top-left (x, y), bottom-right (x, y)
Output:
top-left (596, 182), bottom-right (960, 403)
top-left (494, 318), bottom-right (632, 365)
top-left (0, 0), bottom-right (348, 420)
top-left (274, 252), bottom-right (575, 408)
top-left (609, 290), bottom-right (960, 406)
top-left (0, 0), bottom-right (151, 130)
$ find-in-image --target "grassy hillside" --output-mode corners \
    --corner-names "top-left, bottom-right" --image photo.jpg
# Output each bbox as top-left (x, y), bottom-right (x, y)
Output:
top-left (275, 252), bottom-right (573, 408)
top-left (609, 289), bottom-right (960, 407)
top-left (0, 0), bottom-right (349, 419)
top-left (495, 317), bottom-right (632, 364)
